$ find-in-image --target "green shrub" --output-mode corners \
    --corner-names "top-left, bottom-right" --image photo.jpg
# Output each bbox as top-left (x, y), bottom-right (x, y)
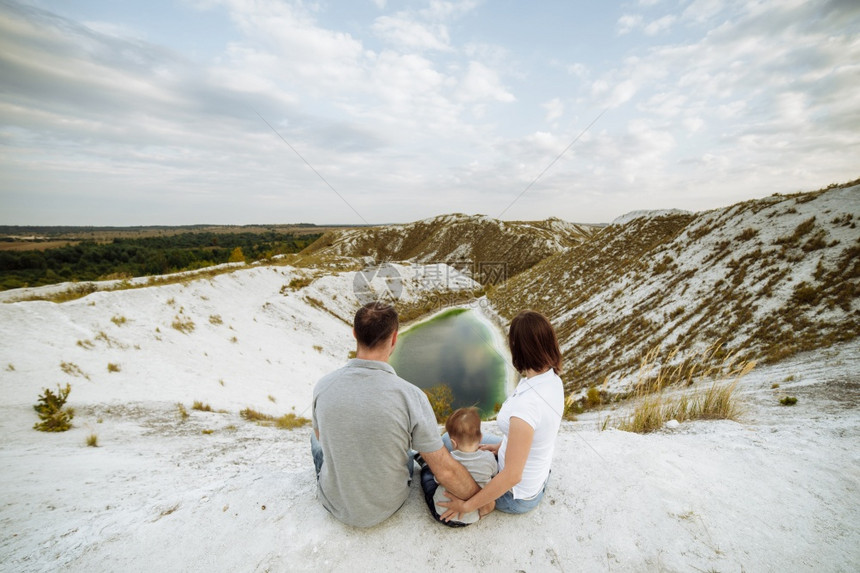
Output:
top-left (228, 247), bottom-right (245, 263)
top-left (586, 386), bottom-right (602, 408)
top-left (779, 396), bottom-right (798, 406)
top-left (110, 315), bottom-right (127, 326)
top-left (423, 384), bottom-right (454, 423)
top-left (33, 384), bottom-right (75, 432)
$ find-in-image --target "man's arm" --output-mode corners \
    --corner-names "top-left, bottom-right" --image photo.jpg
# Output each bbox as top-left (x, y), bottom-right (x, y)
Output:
top-left (420, 446), bottom-right (481, 500)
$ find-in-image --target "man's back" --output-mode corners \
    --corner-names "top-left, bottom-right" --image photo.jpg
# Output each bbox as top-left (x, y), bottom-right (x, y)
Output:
top-left (312, 358), bottom-right (442, 527)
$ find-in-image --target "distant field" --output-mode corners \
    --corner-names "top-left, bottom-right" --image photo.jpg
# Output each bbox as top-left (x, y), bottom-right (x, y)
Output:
top-left (0, 225), bottom-right (366, 291)
top-left (0, 224), bottom-right (358, 251)
top-left (0, 241), bottom-right (80, 252)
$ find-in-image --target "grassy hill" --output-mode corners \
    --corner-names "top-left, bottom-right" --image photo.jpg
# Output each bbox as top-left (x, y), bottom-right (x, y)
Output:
top-left (489, 180), bottom-right (860, 394)
top-left (301, 213), bottom-right (598, 284)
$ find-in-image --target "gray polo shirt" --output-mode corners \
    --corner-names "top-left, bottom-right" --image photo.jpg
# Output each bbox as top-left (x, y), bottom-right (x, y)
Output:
top-left (312, 358), bottom-right (443, 527)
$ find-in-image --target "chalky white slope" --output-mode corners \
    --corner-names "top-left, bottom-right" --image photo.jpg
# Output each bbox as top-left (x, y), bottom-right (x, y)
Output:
top-left (1, 259), bottom-right (858, 572)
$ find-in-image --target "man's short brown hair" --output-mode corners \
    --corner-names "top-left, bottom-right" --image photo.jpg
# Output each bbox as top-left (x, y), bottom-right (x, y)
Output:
top-left (445, 407), bottom-right (482, 445)
top-left (353, 302), bottom-right (399, 350)
top-left (508, 310), bottom-right (562, 375)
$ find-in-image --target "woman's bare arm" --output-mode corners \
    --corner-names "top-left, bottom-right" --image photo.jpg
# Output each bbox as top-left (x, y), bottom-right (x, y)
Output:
top-left (438, 417), bottom-right (534, 520)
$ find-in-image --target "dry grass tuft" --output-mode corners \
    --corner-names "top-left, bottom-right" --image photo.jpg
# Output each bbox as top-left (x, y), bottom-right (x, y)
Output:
top-left (172, 316), bottom-right (195, 333)
top-left (613, 350), bottom-right (754, 433)
top-left (239, 408), bottom-right (310, 429)
top-left (192, 401), bottom-right (212, 412)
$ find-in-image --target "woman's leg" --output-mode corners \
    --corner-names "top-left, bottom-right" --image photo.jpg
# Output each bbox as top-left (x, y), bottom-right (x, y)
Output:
top-left (494, 473), bottom-right (550, 514)
top-left (493, 489), bottom-right (545, 514)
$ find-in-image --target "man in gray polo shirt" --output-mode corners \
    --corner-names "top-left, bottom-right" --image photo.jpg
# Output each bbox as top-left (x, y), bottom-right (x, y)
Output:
top-left (311, 302), bottom-right (482, 527)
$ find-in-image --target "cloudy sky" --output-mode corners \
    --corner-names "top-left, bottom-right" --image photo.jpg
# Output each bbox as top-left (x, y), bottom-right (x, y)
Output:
top-left (1, 0), bottom-right (857, 225)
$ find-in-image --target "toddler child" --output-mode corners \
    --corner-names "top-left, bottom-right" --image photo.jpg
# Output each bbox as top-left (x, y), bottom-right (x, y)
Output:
top-left (432, 407), bottom-right (498, 524)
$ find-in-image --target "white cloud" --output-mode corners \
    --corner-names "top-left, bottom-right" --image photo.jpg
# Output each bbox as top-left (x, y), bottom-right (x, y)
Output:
top-left (542, 98), bottom-right (564, 123)
top-left (372, 14), bottom-right (451, 52)
top-left (457, 61), bottom-right (515, 103)
top-left (617, 14), bottom-right (643, 35)
top-left (643, 14), bottom-right (676, 35)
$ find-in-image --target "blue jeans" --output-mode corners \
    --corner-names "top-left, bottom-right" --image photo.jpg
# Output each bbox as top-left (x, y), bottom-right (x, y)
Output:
top-left (494, 474), bottom-right (549, 513)
top-left (440, 431), bottom-right (547, 515)
top-left (310, 433), bottom-right (324, 478)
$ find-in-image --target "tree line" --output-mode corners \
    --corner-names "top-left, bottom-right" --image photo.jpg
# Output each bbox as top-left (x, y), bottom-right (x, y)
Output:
top-left (0, 231), bottom-right (321, 290)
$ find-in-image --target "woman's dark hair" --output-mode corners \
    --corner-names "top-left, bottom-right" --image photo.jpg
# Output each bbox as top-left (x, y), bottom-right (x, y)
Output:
top-left (508, 310), bottom-right (562, 375)
top-left (353, 302), bottom-right (399, 349)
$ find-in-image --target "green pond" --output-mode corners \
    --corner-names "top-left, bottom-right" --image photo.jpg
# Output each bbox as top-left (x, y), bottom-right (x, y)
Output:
top-left (390, 308), bottom-right (509, 418)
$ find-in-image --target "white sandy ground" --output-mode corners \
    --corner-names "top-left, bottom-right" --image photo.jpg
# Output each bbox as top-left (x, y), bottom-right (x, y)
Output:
top-left (0, 265), bottom-right (858, 572)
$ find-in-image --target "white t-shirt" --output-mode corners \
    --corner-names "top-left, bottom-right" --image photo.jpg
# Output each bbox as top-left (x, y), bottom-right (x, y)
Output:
top-left (497, 369), bottom-right (564, 499)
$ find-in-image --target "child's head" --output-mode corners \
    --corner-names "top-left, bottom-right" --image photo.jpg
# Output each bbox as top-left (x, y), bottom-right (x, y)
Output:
top-left (445, 407), bottom-right (482, 451)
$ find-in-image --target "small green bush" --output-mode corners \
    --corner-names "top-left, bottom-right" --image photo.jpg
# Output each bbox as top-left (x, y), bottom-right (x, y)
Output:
top-left (228, 247), bottom-right (245, 263)
top-left (33, 384), bottom-right (75, 432)
top-left (110, 315), bottom-right (127, 326)
top-left (779, 396), bottom-right (798, 406)
top-left (586, 386), bottom-right (602, 408)
top-left (423, 384), bottom-right (454, 423)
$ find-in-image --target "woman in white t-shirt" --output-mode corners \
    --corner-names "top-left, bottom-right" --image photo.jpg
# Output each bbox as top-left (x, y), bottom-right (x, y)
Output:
top-left (438, 310), bottom-right (565, 519)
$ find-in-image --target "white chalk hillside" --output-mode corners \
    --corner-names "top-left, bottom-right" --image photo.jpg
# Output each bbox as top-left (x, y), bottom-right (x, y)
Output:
top-left (1, 255), bottom-right (858, 571)
top-left (490, 183), bottom-right (860, 396)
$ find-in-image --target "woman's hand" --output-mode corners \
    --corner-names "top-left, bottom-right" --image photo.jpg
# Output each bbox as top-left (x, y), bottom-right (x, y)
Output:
top-left (478, 442), bottom-right (500, 455)
top-left (436, 491), bottom-right (468, 522)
